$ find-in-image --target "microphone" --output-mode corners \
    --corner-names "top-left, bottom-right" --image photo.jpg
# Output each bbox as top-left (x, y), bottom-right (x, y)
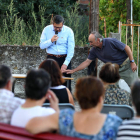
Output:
top-left (55, 31), bottom-right (58, 45)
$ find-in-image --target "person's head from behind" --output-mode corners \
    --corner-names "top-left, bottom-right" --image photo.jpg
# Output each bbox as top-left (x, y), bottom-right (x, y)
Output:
top-left (25, 69), bottom-right (51, 100)
top-left (53, 15), bottom-right (64, 32)
top-left (99, 62), bottom-right (120, 84)
top-left (131, 79), bottom-right (140, 116)
top-left (0, 65), bottom-right (12, 90)
top-left (74, 76), bottom-right (104, 110)
top-left (39, 59), bottom-right (64, 87)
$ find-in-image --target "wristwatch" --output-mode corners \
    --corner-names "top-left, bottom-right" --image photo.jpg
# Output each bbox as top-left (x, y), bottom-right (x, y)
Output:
top-left (130, 60), bottom-right (134, 63)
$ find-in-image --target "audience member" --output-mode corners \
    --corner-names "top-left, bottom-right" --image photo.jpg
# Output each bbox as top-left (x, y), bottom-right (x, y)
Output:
top-left (99, 62), bottom-right (132, 106)
top-left (39, 59), bottom-right (74, 105)
top-left (11, 69), bottom-right (58, 128)
top-left (117, 79), bottom-right (140, 139)
top-left (26, 76), bottom-right (122, 140)
top-left (0, 65), bottom-right (24, 124)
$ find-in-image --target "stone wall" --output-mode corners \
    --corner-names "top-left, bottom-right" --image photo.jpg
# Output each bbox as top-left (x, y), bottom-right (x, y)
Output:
top-left (0, 45), bottom-right (89, 98)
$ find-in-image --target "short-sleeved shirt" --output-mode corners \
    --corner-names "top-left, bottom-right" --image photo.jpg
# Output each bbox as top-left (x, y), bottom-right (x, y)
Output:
top-left (117, 118), bottom-right (140, 140)
top-left (104, 84), bottom-right (132, 106)
top-left (59, 109), bottom-right (122, 140)
top-left (0, 89), bottom-right (25, 124)
top-left (88, 38), bottom-right (128, 65)
top-left (11, 106), bottom-right (55, 128)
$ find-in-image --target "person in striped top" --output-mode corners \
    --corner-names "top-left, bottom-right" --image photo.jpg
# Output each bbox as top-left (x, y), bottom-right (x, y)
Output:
top-left (117, 79), bottom-right (140, 140)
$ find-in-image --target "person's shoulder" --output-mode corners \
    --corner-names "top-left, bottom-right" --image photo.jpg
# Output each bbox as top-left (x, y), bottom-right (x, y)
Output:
top-left (60, 108), bottom-right (75, 116)
top-left (105, 37), bottom-right (119, 43)
top-left (63, 25), bottom-right (74, 33)
top-left (43, 24), bottom-right (53, 30)
top-left (107, 114), bottom-right (122, 124)
top-left (118, 119), bottom-right (140, 132)
top-left (41, 107), bottom-right (55, 113)
top-left (90, 46), bottom-right (96, 52)
top-left (121, 118), bottom-right (140, 125)
top-left (59, 109), bottom-right (75, 127)
top-left (63, 25), bottom-right (72, 30)
top-left (114, 85), bottom-right (130, 95)
top-left (13, 96), bottom-right (25, 104)
top-left (118, 88), bottom-right (129, 94)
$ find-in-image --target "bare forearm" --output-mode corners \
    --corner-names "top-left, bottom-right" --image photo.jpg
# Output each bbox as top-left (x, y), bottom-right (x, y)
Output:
top-left (124, 45), bottom-right (134, 60)
top-left (73, 59), bottom-right (92, 73)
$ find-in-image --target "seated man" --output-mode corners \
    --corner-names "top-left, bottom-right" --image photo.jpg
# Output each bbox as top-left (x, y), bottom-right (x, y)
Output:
top-left (11, 69), bottom-right (59, 128)
top-left (117, 79), bottom-right (140, 139)
top-left (0, 65), bottom-right (25, 124)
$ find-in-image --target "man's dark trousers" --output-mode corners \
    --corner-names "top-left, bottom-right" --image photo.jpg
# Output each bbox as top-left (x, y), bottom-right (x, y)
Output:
top-left (47, 55), bottom-right (71, 92)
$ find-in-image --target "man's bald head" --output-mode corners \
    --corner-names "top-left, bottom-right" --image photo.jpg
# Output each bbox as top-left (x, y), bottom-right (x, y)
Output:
top-left (88, 31), bottom-right (103, 48)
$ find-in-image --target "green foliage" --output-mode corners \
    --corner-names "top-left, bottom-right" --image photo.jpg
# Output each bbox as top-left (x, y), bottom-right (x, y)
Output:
top-left (64, 3), bottom-right (89, 46)
top-left (133, 0), bottom-right (140, 23)
top-left (99, 0), bottom-right (140, 36)
top-left (99, 0), bottom-right (126, 36)
top-left (0, 0), bottom-right (89, 46)
top-left (0, 0), bottom-right (76, 19)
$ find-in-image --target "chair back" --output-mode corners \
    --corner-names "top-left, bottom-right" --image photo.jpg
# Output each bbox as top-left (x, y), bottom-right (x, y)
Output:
top-left (101, 104), bottom-right (135, 120)
top-left (43, 103), bottom-right (75, 110)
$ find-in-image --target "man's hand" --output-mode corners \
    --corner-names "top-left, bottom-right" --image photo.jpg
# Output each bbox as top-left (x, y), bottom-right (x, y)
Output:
top-left (61, 64), bottom-right (67, 73)
top-left (64, 69), bottom-right (75, 74)
top-left (131, 62), bottom-right (137, 72)
top-left (46, 90), bottom-right (59, 112)
top-left (51, 35), bottom-right (59, 43)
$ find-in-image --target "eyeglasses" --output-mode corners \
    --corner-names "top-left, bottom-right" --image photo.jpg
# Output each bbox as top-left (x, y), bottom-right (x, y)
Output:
top-left (53, 26), bottom-right (63, 29)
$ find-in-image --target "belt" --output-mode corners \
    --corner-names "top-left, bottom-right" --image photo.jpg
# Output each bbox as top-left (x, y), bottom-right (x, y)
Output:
top-left (119, 57), bottom-right (129, 68)
top-left (47, 53), bottom-right (67, 58)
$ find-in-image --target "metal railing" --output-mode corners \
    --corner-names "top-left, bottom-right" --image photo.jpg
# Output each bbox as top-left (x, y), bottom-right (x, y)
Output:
top-left (118, 21), bottom-right (140, 75)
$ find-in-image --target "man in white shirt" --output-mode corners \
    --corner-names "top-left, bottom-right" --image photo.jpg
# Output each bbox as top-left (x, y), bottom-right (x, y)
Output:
top-left (11, 69), bottom-right (59, 128)
top-left (40, 15), bottom-right (75, 91)
top-left (0, 65), bottom-right (25, 124)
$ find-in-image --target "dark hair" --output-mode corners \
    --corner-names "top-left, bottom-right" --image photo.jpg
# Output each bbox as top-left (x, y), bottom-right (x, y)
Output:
top-left (131, 80), bottom-right (140, 116)
top-left (53, 15), bottom-right (64, 24)
top-left (39, 59), bottom-right (64, 87)
top-left (75, 76), bottom-right (104, 109)
top-left (0, 65), bottom-right (11, 88)
top-left (25, 69), bottom-right (51, 100)
top-left (99, 62), bottom-right (120, 83)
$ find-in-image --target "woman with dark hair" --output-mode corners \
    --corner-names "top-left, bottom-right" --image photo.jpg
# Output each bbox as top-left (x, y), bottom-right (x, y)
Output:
top-left (99, 62), bottom-right (132, 106)
top-left (26, 76), bottom-right (122, 139)
top-left (39, 59), bottom-right (74, 105)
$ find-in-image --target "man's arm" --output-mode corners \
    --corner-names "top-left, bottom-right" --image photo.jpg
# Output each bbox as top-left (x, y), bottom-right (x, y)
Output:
top-left (124, 45), bottom-right (137, 72)
top-left (64, 59), bottom-right (92, 74)
top-left (61, 29), bottom-right (75, 72)
top-left (40, 27), bottom-right (58, 49)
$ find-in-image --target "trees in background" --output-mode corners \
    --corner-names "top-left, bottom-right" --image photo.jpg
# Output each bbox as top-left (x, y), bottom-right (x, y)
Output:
top-left (99, 0), bottom-right (140, 36)
top-left (0, 0), bottom-right (77, 21)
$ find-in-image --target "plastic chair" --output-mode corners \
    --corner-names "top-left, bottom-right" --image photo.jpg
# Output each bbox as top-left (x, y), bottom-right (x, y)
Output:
top-left (43, 103), bottom-right (75, 110)
top-left (101, 104), bottom-right (135, 120)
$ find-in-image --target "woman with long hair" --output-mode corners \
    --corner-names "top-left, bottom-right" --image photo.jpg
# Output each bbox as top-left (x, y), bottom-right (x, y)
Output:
top-left (39, 59), bottom-right (74, 105)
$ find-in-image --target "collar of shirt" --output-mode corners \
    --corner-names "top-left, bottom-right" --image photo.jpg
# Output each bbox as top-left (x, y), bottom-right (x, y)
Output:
top-left (0, 89), bottom-right (14, 97)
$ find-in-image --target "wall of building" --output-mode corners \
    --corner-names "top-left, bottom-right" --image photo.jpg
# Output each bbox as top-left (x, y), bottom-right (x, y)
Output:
top-left (0, 45), bottom-right (89, 98)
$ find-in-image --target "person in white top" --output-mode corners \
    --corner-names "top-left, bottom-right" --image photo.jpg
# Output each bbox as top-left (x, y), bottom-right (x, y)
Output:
top-left (0, 65), bottom-right (25, 124)
top-left (11, 69), bottom-right (59, 128)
